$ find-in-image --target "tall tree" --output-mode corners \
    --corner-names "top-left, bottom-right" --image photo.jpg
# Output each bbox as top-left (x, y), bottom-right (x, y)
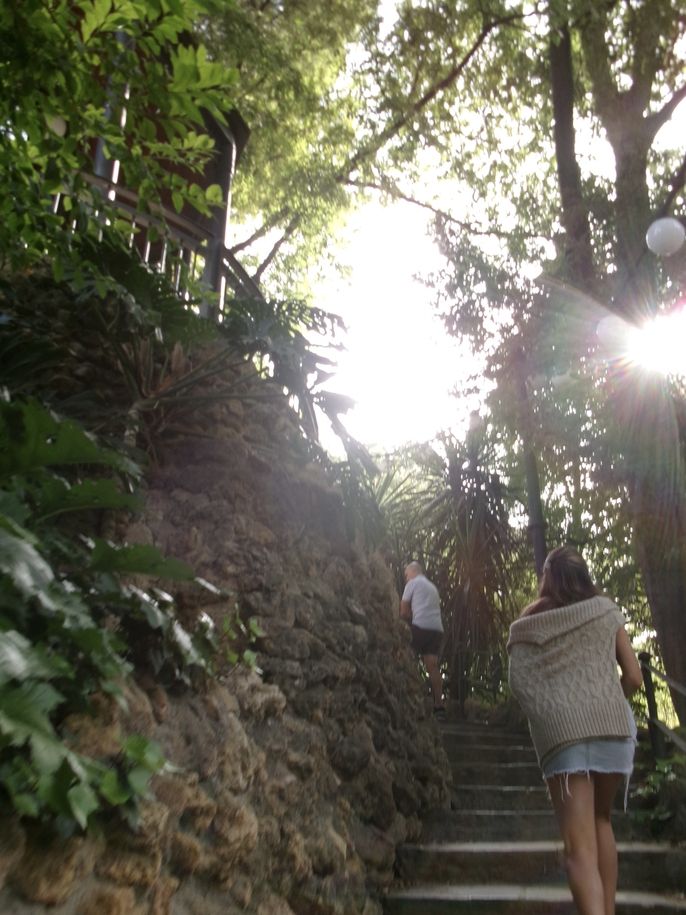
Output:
top-left (373, 0), bottom-right (686, 718)
top-left (571, 0), bottom-right (686, 721)
top-left (255, 0), bottom-right (683, 716)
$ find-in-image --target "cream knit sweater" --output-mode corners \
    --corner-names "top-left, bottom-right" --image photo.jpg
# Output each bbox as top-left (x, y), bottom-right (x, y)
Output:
top-left (507, 595), bottom-right (631, 767)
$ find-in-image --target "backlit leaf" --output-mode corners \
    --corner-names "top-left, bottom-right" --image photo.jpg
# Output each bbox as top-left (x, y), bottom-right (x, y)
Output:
top-left (89, 540), bottom-right (194, 579)
top-left (0, 528), bottom-right (54, 599)
top-left (67, 781), bottom-right (99, 828)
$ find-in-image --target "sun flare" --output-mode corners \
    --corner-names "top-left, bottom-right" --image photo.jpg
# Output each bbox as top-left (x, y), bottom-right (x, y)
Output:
top-left (626, 309), bottom-right (686, 377)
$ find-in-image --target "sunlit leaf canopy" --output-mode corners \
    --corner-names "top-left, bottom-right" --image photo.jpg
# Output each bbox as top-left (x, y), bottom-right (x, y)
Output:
top-left (211, 1), bottom-right (684, 309)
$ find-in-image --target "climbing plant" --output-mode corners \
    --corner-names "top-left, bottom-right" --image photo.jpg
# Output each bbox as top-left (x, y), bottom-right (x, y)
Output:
top-left (0, 0), bottom-right (367, 836)
top-left (0, 397), bottom-right (223, 831)
top-left (0, 0), bottom-right (237, 275)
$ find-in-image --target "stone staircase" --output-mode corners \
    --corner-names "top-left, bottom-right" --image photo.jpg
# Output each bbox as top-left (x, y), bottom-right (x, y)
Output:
top-left (384, 719), bottom-right (686, 914)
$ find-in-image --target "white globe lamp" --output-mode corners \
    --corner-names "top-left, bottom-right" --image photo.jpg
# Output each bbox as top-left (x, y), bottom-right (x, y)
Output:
top-left (645, 217), bottom-right (685, 257)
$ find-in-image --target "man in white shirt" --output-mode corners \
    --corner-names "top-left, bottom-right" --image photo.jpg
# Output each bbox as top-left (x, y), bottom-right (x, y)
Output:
top-left (400, 561), bottom-right (445, 715)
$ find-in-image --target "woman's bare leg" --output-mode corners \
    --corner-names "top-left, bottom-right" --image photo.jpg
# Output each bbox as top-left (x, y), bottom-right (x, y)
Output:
top-left (593, 773), bottom-right (624, 915)
top-left (547, 773), bottom-right (605, 915)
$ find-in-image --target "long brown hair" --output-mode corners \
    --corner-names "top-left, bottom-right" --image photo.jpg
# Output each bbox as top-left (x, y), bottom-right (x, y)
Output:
top-left (522, 546), bottom-right (600, 616)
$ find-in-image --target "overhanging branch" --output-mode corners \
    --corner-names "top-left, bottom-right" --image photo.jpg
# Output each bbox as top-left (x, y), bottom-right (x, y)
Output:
top-left (229, 10), bottom-right (534, 264)
top-left (338, 10), bottom-right (530, 182)
top-left (345, 179), bottom-right (545, 241)
top-left (228, 207), bottom-right (289, 254)
top-left (646, 83), bottom-right (686, 140)
top-left (252, 215), bottom-right (300, 282)
top-left (578, 6), bottom-right (621, 134)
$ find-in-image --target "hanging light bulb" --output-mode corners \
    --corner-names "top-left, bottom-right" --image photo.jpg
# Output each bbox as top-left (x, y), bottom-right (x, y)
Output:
top-left (645, 217), bottom-right (685, 257)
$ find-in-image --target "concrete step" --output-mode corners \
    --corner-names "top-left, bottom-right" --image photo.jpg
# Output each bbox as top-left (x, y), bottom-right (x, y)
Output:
top-left (384, 722), bottom-right (676, 915)
top-left (420, 809), bottom-right (638, 842)
top-left (422, 809), bottom-right (560, 842)
top-left (384, 884), bottom-right (686, 914)
top-left (444, 741), bottom-right (537, 764)
top-left (451, 784), bottom-right (631, 814)
top-left (396, 841), bottom-right (686, 892)
top-left (451, 784), bottom-right (550, 811)
top-left (440, 724), bottom-right (530, 746)
top-left (451, 761), bottom-right (542, 786)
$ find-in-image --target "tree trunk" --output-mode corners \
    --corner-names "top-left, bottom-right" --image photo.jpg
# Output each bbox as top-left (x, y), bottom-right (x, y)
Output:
top-left (608, 365), bottom-right (686, 724)
top-left (548, 23), bottom-right (597, 291)
top-left (556, 7), bottom-right (686, 722)
top-left (634, 525), bottom-right (686, 724)
top-left (513, 349), bottom-right (548, 577)
top-left (524, 446), bottom-right (548, 579)
top-left (614, 145), bottom-right (657, 320)
top-left (631, 436), bottom-right (686, 726)
top-left (611, 143), bottom-right (686, 723)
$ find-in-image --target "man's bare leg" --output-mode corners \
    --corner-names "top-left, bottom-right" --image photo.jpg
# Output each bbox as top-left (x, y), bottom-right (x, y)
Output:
top-left (423, 654), bottom-right (443, 708)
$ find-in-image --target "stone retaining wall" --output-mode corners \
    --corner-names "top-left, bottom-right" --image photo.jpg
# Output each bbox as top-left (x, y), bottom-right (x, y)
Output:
top-left (0, 361), bottom-right (450, 915)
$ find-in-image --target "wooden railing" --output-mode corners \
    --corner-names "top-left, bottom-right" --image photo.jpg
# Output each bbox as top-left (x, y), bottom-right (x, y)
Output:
top-left (56, 169), bottom-right (263, 319)
top-left (639, 651), bottom-right (686, 759)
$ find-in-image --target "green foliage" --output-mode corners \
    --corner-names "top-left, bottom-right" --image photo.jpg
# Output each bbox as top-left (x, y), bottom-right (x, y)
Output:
top-left (0, 0), bottom-right (356, 837)
top-left (332, 459), bottom-right (388, 548)
top-left (0, 396), bottom-right (217, 832)
top-left (0, 235), bottom-right (217, 452)
top-left (0, 0), bottom-right (237, 275)
top-left (338, 428), bottom-right (526, 703)
top-left (413, 431), bottom-right (526, 702)
top-left (632, 756), bottom-right (679, 809)
top-left (0, 231), bottom-right (348, 451)
top-left (371, 0), bottom-right (686, 681)
top-left (0, 394), bottom-right (141, 480)
top-left (220, 293), bottom-right (345, 438)
top-left (221, 611), bottom-right (264, 668)
top-left (204, 0), bottom-right (380, 290)
top-left (631, 754), bottom-right (686, 835)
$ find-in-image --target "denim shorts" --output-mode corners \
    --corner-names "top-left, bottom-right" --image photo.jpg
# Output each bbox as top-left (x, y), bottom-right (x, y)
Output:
top-left (541, 703), bottom-right (637, 808)
top-left (542, 736), bottom-right (636, 780)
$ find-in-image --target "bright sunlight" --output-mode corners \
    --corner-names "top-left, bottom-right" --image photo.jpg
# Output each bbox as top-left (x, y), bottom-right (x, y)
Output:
top-left (626, 308), bottom-right (686, 377)
top-left (315, 203), bottom-right (483, 454)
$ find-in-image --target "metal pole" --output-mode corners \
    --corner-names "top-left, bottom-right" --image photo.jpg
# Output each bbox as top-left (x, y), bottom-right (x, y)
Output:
top-left (639, 651), bottom-right (666, 759)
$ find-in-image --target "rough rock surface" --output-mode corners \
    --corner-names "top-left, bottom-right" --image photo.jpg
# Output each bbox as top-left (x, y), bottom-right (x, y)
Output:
top-left (0, 362), bottom-right (450, 914)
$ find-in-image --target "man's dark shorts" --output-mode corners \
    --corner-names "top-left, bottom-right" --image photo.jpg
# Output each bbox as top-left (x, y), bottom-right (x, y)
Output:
top-left (411, 625), bottom-right (443, 656)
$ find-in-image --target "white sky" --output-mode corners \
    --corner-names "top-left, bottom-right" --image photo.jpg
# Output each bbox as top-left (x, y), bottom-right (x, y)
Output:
top-left (313, 202), bottom-right (481, 454)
